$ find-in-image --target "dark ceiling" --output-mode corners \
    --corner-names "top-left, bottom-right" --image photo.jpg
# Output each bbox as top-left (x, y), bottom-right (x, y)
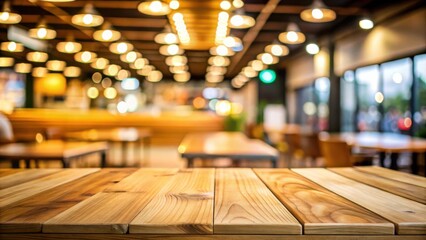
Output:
top-left (0, 0), bottom-right (420, 81)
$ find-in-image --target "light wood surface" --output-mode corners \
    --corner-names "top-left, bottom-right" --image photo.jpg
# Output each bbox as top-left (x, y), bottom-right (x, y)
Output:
top-left (254, 169), bottom-right (394, 235)
top-left (0, 169), bottom-right (134, 233)
top-left (0, 140), bottom-right (108, 160)
top-left (330, 168), bottom-right (426, 204)
top-left (64, 128), bottom-right (151, 142)
top-left (214, 168), bottom-right (301, 234)
top-left (130, 169), bottom-right (215, 234)
top-left (0, 167), bottom-right (424, 239)
top-left (0, 169), bottom-right (61, 189)
top-left (0, 168), bottom-right (99, 208)
top-left (293, 168), bottom-right (426, 235)
top-left (0, 169), bottom-right (25, 177)
top-left (356, 166), bottom-right (426, 188)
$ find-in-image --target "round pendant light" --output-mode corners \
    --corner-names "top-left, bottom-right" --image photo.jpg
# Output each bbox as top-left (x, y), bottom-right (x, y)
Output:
top-left (229, 10), bottom-right (255, 29)
top-left (74, 51), bottom-right (97, 63)
top-left (257, 53), bottom-right (278, 65)
top-left (154, 32), bottom-right (179, 44)
top-left (1, 41), bottom-right (24, 52)
top-left (64, 66), bottom-right (81, 77)
top-left (129, 58), bottom-right (148, 70)
top-left (241, 66), bottom-right (257, 78)
top-left (137, 65), bottom-right (155, 76)
top-left (120, 51), bottom-right (141, 63)
top-left (300, 0), bottom-right (336, 23)
top-left (27, 51), bottom-right (48, 62)
top-left (14, 63), bottom-right (32, 73)
top-left (169, 65), bottom-right (188, 74)
top-left (103, 64), bottom-right (121, 76)
top-left (210, 45), bottom-right (235, 56)
top-left (46, 60), bottom-right (66, 71)
top-left (264, 43), bottom-right (289, 57)
top-left (165, 55), bottom-right (187, 66)
top-left (147, 70), bottom-right (163, 82)
top-left (206, 72), bottom-right (224, 83)
top-left (91, 57), bottom-right (109, 70)
top-left (174, 72), bottom-right (190, 82)
top-left (138, 0), bottom-right (170, 16)
top-left (116, 69), bottom-right (131, 80)
top-left (71, 3), bottom-right (104, 27)
top-left (32, 67), bottom-right (48, 78)
top-left (29, 19), bottom-right (57, 40)
top-left (109, 41), bottom-right (133, 54)
top-left (56, 38), bottom-right (82, 54)
top-left (93, 23), bottom-right (121, 42)
top-left (0, 57), bottom-right (14, 67)
top-left (278, 23), bottom-right (306, 44)
top-left (208, 56), bottom-right (230, 67)
top-left (0, 1), bottom-right (21, 24)
top-left (207, 66), bottom-right (227, 75)
top-left (249, 60), bottom-right (266, 71)
top-left (159, 44), bottom-right (184, 56)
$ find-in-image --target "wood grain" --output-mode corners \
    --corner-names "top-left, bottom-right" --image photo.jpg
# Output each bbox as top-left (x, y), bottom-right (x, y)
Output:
top-left (214, 168), bottom-right (301, 234)
top-left (254, 169), bottom-right (394, 235)
top-left (130, 169), bottom-right (215, 234)
top-left (43, 192), bottom-right (148, 234)
top-left (356, 166), bottom-right (426, 188)
top-left (0, 169), bottom-right (135, 233)
top-left (0, 169), bottom-right (61, 190)
top-left (330, 168), bottom-right (426, 204)
top-left (0, 169), bottom-right (25, 177)
top-left (0, 168), bottom-right (99, 208)
top-left (293, 168), bottom-right (426, 235)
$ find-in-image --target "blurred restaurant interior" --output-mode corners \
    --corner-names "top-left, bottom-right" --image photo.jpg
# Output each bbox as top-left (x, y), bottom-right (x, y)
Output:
top-left (0, 0), bottom-right (425, 171)
top-left (0, 0), bottom-right (426, 239)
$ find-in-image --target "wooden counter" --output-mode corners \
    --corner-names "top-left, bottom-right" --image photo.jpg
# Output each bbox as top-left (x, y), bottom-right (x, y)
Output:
top-left (6, 109), bottom-right (224, 145)
top-left (0, 167), bottom-right (425, 239)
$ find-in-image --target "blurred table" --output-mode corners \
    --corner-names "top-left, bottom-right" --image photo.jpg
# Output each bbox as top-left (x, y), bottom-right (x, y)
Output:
top-left (0, 140), bottom-right (108, 168)
top-left (65, 128), bottom-right (151, 167)
top-left (178, 132), bottom-right (279, 167)
top-left (324, 132), bottom-right (426, 174)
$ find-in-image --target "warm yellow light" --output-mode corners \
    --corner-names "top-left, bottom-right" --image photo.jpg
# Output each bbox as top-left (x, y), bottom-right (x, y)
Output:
top-left (103, 64), bottom-right (121, 76)
top-left (300, 0), bottom-right (336, 23)
top-left (208, 56), bottom-right (230, 67)
top-left (159, 44), bottom-right (182, 56)
top-left (36, 73), bottom-right (67, 96)
top-left (101, 77), bottom-right (112, 88)
top-left (265, 44), bottom-right (289, 57)
top-left (1, 41), bottom-right (24, 52)
top-left (104, 87), bottom-right (118, 99)
top-left (46, 60), bottom-right (66, 71)
top-left (165, 55), bottom-right (187, 66)
top-left (92, 72), bottom-right (102, 83)
top-left (109, 41), bottom-right (133, 54)
top-left (279, 23), bottom-right (305, 44)
top-left (27, 51), bottom-right (48, 62)
top-left (71, 3), bottom-right (104, 27)
top-left (206, 72), bottom-right (224, 83)
top-left (306, 43), bottom-right (320, 55)
top-left (215, 100), bottom-right (231, 116)
top-left (14, 63), bottom-right (32, 73)
top-left (0, 2), bottom-right (21, 24)
top-left (207, 66), bottom-right (227, 75)
top-left (232, 0), bottom-right (244, 8)
top-left (75, 51), bottom-right (97, 63)
top-left (130, 58), bottom-right (148, 69)
top-left (249, 60), bottom-right (266, 71)
top-left (56, 41), bottom-right (82, 54)
top-left (29, 20), bottom-right (57, 40)
top-left (173, 72), bottom-right (191, 82)
top-left (242, 66), bottom-right (257, 78)
top-left (93, 25), bottom-right (121, 42)
top-left (220, 1), bottom-right (232, 10)
top-left (375, 92), bottom-right (384, 103)
top-left (169, 65), bottom-right (188, 74)
top-left (116, 69), bottom-right (130, 80)
top-left (154, 32), bottom-right (179, 44)
top-left (137, 65), bottom-right (154, 76)
top-left (138, 0), bottom-right (170, 16)
top-left (32, 67), bottom-right (48, 78)
top-left (120, 51), bottom-right (141, 63)
top-left (258, 53), bottom-right (278, 65)
top-left (91, 57), bottom-right (109, 70)
top-left (87, 87), bottom-right (99, 99)
top-left (0, 57), bottom-right (14, 67)
top-left (64, 66), bottom-right (81, 77)
top-left (147, 70), bottom-right (163, 82)
top-left (169, 0), bottom-right (179, 10)
top-left (229, 13), bottom-right (255, 29)
top-left (359, 18), bottom-right (374, 30)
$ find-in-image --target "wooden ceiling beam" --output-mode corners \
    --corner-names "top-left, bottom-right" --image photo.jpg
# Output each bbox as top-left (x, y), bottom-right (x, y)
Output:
top-left (244, 4), bottom-right (362, 16)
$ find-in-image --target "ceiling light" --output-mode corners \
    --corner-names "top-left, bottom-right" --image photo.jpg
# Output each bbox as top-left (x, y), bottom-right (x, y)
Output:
top-left (208, 56), bottom-right (230, 66)
top-left (0, 1), bottom-right (21, 24)
top-left (87, 87), bottom-right (99, 99)
top-left (103, 64), bottom-right (121, 76)
top-left (242, 66), bottom-right (257, 78)
top-left (169, 0), bottom-right (180, 10)
top-left (249, 60), bottom-right (266, 71)
top-left (29, 19), bottom-right (56, 40)
top-left (359, 18), bottom-right (374, 30)
top-left (120, 51), bottom-right (141, 63)
top-left (147, 70), bottom-right (163, 82)
top-left (220, 1), bottom-right (232, 10)
top-left (109, 41), bottom-right (133, 54)
top-left (74, 51), bottom-right (97, 63)
top-left (169, 65), bottom-right (188, 74)
top-left (206, 72), bottom-right (224, 83)
top-left (32, 67), bottom-right (48, 78)
top-left (279, 23), bottom-right (305, 44)
top-left (165, 55), bottom-right (187, 66)
top-left (93, 23), bottom-right (121, 42)
top-left (159, 44), bottom-right (183, 56)
top-left (46, 60), bottom-right (66, 71)
top-left (71, 3), bottom-right (104, 27)
top-left (210, 45), bottom-right (235, 56)
top-left (14, 63), bottom-right (32, 73)
top-left (229, 11), bottom-right (255, 29)
top-left (174, 72), bottom-right (191, 82)
top-left (138, 0), bottom-right (170, 16)
top-left (27, 51), bottom-right (48, 62)
top-left (306, 43), bottom-right (320, 55)
top-left (91, 57), bottom-right (109, 69)
top-left (207, 66), bottom-right (227, 75)
top-left (300, 0), bottom-right (336, 23)
top-left (130, 58), bottom-right (148, 69)
top-left (116, 69), bottom-right (130, 80)
top-left (232, 0), bottom-right (244, 9)
top-left (1, 41), bottom-right (24, 52)
top-left (257, 53), bottom-right (278, 65)
top-left (154, 32), bottom-right (179, 44)
top-left (64, 66), bottom-right (81, 77)
top-left (0, 57), bottom-right (14, 67)
top-left (104, 87), bottom-right (117, 99)
top-left (137, 65), bottom-right (155, 76)
top-left (56, 38), bottom-right (82, 54)
top-left (223, 36), bottom-right (242, 49)
top-left (264, 43), bottom-right (289, 57)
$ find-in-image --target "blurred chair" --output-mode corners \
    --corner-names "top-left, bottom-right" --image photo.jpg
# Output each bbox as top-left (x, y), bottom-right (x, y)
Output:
top-left (283, 132), bottom-right (302, 167)
top-left (299, 132), bottom-right (322, 167)
top-left (319, 137), bottom-right (374, 167)
top-left (0, 113), bottom-right (14, 144)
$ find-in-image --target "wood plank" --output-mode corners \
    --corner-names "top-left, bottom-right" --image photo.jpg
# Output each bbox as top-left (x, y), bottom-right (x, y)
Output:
top-left (105, 168), bottom-right (179, 192)
top-left (254, 169), bottom-right (394, 235)
top-left (214, 168), bottom-right (301, 234)
top-left (356, 166), bottom-right (426, 188)
top-left (43, 192), bottom-right (148, 234)
top-left (293, 168), bottom-right (426, 235)
top-left (0, 169), bottom-right (99, 208)
top-left (330, 168), bottom-right (426, 204)
top-left (0, 169), bottom-right (62, 189)
top-left (130, 169), bottom-right (215, 234)
top-left (0, 169), bottom-right (25, 178)
top-left (1, 233), bottom-right (426, 240)
top-left (0, 169), bottom-right (135, 233)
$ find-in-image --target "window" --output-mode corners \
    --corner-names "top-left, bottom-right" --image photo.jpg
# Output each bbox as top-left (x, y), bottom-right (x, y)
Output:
top-left (341, 70), bottom-right (356, 132)
top-left (295, 85), bottom-right (315, 127)
top-left (414, 54), bottom-right (426, 137)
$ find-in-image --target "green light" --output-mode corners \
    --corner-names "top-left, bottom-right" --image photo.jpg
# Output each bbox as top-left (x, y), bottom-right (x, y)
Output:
top-left (259, 69), bottom-right (276, 84)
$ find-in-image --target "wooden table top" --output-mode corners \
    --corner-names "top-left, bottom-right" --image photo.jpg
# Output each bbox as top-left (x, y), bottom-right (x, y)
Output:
top-left (0, 167), bottom-right (425, 239)
top-left (178, 132), bottom-right (279, 160)
top-left (64, 128), bottom-right (151, 142)
top-left (0, 140), bottom-right (108, 160)
top-left (321, 132), bottom-right (426, 152)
